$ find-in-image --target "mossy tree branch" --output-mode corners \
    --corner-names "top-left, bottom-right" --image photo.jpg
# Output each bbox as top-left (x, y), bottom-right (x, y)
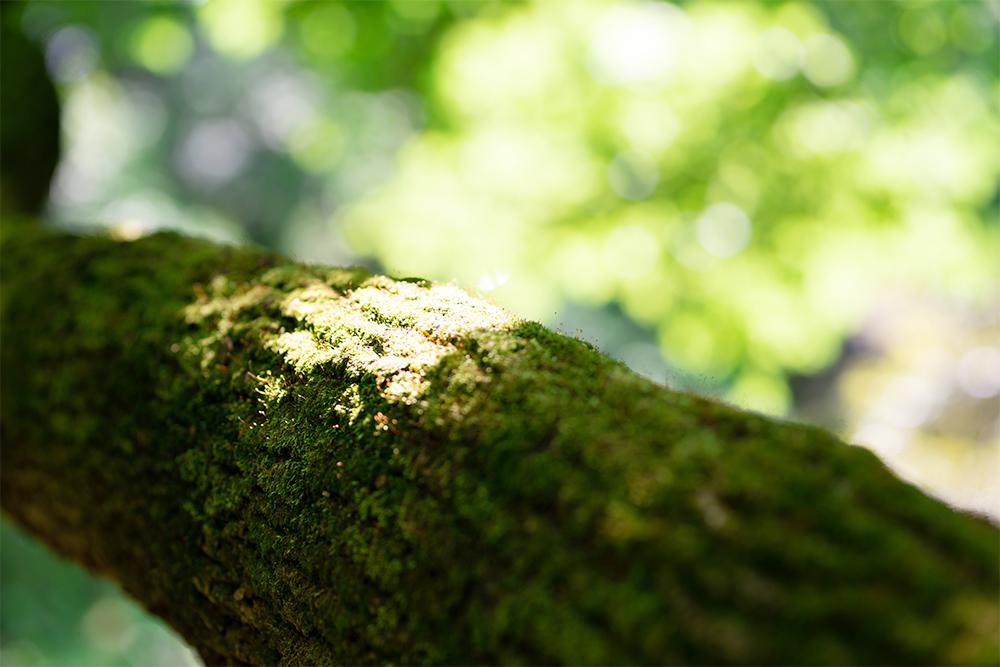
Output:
top-left (1, 225), bottom-right (997, 665)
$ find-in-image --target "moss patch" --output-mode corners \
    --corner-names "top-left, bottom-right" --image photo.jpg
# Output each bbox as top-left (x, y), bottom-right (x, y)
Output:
top-left (2, 226), bottom-right (997, 665)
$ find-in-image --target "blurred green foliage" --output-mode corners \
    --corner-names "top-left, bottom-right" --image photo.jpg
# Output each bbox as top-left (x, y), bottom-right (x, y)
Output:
top-left (18, 0), bottom-right (999, 412)
top-left (0, 520), bottom-right (199, 666)
top-left (340, 0), bottom-right (998, 413)
top-left (1, 0), bottom-right (997, 664)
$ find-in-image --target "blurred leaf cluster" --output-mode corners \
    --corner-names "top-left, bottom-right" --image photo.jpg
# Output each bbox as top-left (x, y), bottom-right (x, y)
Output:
top-left (0, 521), bottom-right (198, 667)
top-left (342, 0), bottom-right (999, 414)
top-left (21, 0), bottom-right (999, 414)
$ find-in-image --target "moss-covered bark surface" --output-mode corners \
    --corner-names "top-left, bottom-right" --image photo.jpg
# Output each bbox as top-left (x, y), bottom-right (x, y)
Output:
top-left (1, 224), bottom-right (997, 665)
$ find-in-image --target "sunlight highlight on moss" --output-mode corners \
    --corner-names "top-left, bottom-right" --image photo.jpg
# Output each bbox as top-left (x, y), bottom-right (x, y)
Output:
top-left (183, 265), bottom-right (519, 407)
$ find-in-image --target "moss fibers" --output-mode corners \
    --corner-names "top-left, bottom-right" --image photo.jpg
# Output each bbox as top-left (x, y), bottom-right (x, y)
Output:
top-left (2, 225), bottom-right (998, 665)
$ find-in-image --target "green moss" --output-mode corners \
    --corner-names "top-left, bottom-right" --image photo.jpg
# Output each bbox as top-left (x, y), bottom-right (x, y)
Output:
top-left (2, 225), bottom-right (998, 665)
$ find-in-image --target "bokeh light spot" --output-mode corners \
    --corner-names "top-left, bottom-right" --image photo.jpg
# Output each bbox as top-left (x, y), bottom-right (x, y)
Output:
top-left (803, 33), bottom-right (855, 88)
top-left (949, 4), bottom-right (994, 54)
top-left (299, 4), bottom-right (356, 58)
top-left (288, 117), bottom-right (346, 172)
top-left (603, 222), bottom-right (660, 280)
top-left (659, 311), bottom-right (738, 378)
top-left (390, 0), bottom-right (441, 32)
top-left (853, 421), bottom-right (909, 459)
top-left (871, 375), bottom-right (946, 429)
top-left (175, 119), bottom-right (252, 188)
top-left (615, 97), bottom-right (680, 157)
top-left (608, 152), bottom-right (659, 201)
top-left (198, 0), bottom-right (284, 60)
top-left (130, 16), bottom-right (193, 75)
top-left (44, 26), bottom-right (98, 83)
top-left (727, 371), bottom-right (790, 416)
top-left (81, 596), bottom-right (136, 655)
top-left (957, 347), bottom-right (1000, 399)
top-left (752, 27), bottom-right (802, 81)
top-left (588, 2), bottom-right (688, 85)
top-left (695, 203), bottom-right (751, 258)
top-left (247, 72), bottom-right (317, 148)
top-left (898, 7), bottom-right (947, 55)
top-left (477, 270), bottom-right (511, 292)
top-left (783, 100), bottom-right (872, 155)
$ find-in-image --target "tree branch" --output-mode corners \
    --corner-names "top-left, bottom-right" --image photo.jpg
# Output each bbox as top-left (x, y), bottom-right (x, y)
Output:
top-left (1, 225), bottom-right (997, 665)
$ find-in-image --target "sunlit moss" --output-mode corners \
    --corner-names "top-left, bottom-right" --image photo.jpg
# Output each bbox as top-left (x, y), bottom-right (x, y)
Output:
top-left (183, 261), bottom-right (517, 406)
top-left (249, 370), bottom-right (287, 405)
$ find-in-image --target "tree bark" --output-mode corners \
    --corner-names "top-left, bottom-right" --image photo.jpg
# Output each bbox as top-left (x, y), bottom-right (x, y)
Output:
top-left (1, 224), bottom-right (997, 666)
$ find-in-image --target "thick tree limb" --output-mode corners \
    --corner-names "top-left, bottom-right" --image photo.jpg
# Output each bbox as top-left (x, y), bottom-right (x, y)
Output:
top-left (1, 224), bottom-right (997, 665)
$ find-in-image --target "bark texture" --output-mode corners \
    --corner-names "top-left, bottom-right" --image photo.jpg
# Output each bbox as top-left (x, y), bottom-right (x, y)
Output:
top-left (1, 223), bottom-right (998, 665)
